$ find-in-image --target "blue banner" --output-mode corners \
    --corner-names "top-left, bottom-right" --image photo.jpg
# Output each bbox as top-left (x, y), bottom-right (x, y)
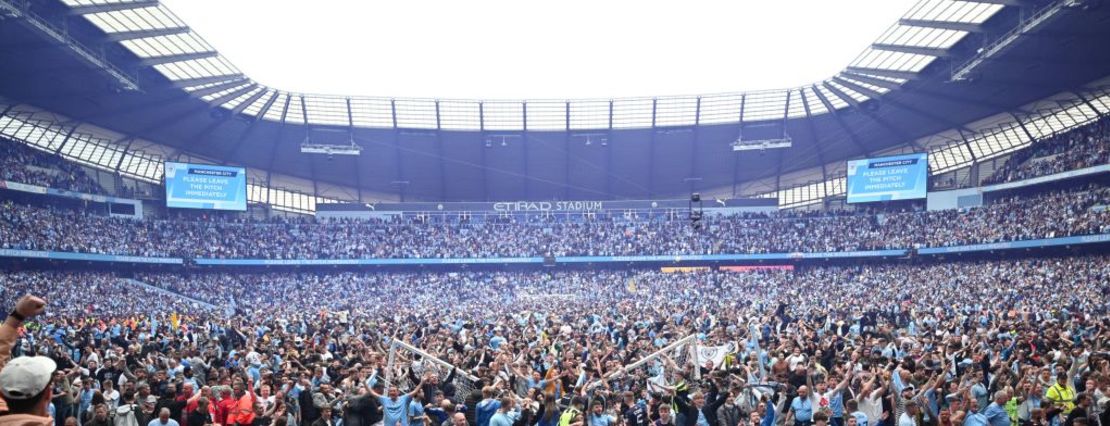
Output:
top-left (846, 153), bottom-right (928, 203)
top-left (916, 233), bottom-right (1110, 255)
top-left (193, 250), bottom-right (907, 266)
top-left (193, 257), bottom-right (546, 266)
top-left (0, 249), bottom-right (182, 264)
top-left (164, 162), bottom-right (247, 211)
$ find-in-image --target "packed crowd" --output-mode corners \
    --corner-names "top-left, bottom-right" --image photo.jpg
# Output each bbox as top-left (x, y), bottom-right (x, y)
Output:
top-left (983, 116), bottom-right (1110, 185)
top-left (1, 255), bottom-right (1110, 426)
top-left (0, 140), bottom-right (105, 195)
top-left (1, 185), bottom-right (1107, 259)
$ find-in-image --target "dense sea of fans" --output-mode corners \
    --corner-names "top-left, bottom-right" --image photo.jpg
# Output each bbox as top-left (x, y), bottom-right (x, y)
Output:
top-left (983, 117), bottom-right (1110, 185)
top-left (1, 255), bottom-right (1109, 426)
top-left (0, 139), bottom-right (105, 195)
top-left (0, 184), bottom-right (1106, 259)
top-left (1, 102), bottom-right (1110, 426)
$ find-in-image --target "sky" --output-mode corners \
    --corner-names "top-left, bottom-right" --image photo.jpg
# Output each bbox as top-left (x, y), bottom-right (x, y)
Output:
top-left (161, 0), bottom-right (918, 100)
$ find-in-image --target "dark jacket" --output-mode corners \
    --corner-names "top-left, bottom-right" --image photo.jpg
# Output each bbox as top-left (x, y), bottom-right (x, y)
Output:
top-left (410, 368), bottom-right (459, 402)
top-left (342, 393), bottom-right (381, 426)
top-left (716, 403), bottom-right (742, 426)
top-left (300, 388), bottom-right (322, 425)
top-left (674, 383), bottom-right (728, 426)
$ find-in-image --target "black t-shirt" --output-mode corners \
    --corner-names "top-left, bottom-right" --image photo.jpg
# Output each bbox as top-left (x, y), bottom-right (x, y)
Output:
top-left (622, 402), bottom-right (651, 426)
top-left (1064, 407), bottom-right (1087, 426)
top-left (189, 410), bottom-right (214, 426)
top-left (96, 367), bottom-right (121, 385)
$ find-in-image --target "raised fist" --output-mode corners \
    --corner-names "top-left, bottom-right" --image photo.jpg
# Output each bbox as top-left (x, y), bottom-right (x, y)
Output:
top-left (14, 295), bottom-right (47, 320)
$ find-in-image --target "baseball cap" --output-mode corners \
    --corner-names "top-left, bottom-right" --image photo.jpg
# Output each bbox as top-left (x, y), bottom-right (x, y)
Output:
top-left (146, 395), bottom-right (159, 404)
top-left (0, 356), bottom-right (57, 400)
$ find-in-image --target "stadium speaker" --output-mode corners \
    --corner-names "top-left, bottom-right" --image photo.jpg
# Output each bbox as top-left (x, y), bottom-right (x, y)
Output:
top-left (691, 193), bottom-right (701, 202)
top-left (543, 255), bottom-right (556, 267)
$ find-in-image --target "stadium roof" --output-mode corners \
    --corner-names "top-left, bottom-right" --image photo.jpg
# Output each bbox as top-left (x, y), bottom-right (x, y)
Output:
top-left (59, 0), bottom-right (1011, 128)
top-left (0, 0), bottom-right (1109, 205)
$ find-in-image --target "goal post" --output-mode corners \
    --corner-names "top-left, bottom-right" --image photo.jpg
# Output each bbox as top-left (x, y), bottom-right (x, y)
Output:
top-left (384, 338), bottom-right (479, 400)
top-left (598, 334), bottom-right (701, 387)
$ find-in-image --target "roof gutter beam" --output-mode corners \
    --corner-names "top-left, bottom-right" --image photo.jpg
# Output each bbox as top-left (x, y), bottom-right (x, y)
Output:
top-left (898, 18), bottom-right (984, 33)
top-left (170, 74), bottom-right (245, 88)
top-left (845, 67), bottom-right (921, 81)
top-left (137, 51), bottom-right (218, 66)
top-left (870, 43), bottom-right (951, 57)
top-left (185, 78), bottom-right (249, 98)
top-left (66, 0), bottom-right (160, 15)
top-left (955, 0), bottom-right (1031, 7)
top-left (104, 26), bottom-right (190, 42)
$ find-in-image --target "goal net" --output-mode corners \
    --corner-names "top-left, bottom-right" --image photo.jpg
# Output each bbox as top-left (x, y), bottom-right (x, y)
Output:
top-left (384, 338), bottom-right (479, 401)
top-left (595, 334), bottom-right (703, 393)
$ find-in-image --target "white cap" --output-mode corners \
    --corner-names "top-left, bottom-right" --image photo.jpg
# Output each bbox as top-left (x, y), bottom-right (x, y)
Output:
top-left (0, 356), bottom-right (57, 400)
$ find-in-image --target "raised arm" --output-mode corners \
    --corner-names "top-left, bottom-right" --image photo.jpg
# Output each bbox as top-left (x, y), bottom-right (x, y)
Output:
top-left (405, 378), bottom-right (428, 398)
top-left (0, 296), bottom-right (47, 372)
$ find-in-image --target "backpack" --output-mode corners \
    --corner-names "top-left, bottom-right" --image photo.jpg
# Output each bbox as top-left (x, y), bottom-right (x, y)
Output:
top-left (113, 404), bottom-right (141, 426)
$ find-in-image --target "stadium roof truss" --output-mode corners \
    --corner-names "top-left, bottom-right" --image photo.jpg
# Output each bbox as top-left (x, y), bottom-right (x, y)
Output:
top-left (58, 0), bottom-right (1006, 131)
top-left (4, 83), bottom-right (1107, 212)
top-left (2, 0), bottom-right (1104, 209)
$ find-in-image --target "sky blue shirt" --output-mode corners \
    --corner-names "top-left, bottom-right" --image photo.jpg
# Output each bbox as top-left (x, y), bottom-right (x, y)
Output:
top-left (490, 410), bottom-right (521, 426)
top-left (380, 395), bottom-right (413, 426)
top-left (589, 414), bottom-right (617, 426)
top-left (983, 403), bottom-right (1010, 426)
top-left (409, 399), bottom-right (427, 426)
top-left (851, 411), bottom-right (869, 426)
top-left (490, 336), bottom-right (506, 350)
top-left (476, 399), bottom-right (502, 426)
top-left (791, 396), bottom-right (814, 422)
top-left (971, 384), bottom-right (989, 414)
top-left (964, 412), bottom-right (989, 426)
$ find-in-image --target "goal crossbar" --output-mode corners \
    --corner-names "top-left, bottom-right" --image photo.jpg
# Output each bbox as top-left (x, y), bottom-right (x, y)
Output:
top-left (604, 334), bottom-right (700, 381)
top-left (387, 338), bottom-right (481, 383)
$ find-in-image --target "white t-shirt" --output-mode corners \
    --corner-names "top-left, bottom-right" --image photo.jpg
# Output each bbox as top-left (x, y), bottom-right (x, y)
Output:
top-left (858, 389), bottom-right (884, 426)
top-left (897, 412), bottom-right (916, 426)
top-left (787, 354), bottom-right (806, 370)
top-left (104, 389), bottom-right (120, 409)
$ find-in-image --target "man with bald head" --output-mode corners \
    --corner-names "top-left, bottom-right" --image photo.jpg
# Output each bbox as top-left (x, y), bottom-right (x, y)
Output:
top-left (451, 413), bottom-right (468, 426)
top-left (788, 386), bottom-right (816, 426)
top-left (148, 408), bottom-right (179, 426)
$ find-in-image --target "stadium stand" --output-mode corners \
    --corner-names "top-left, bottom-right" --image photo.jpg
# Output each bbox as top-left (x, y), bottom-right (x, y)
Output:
top-left (983, 116), bottom-right (1110, 185)
top-left (3, 2), bottom-right (1110, 426)
top-left (1, 184), bottom-right (1106, 258)
top-left (0, 136), bottom-right (106, 195)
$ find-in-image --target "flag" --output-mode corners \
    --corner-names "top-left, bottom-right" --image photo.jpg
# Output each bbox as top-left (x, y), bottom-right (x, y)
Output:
top-left (646, 372), bottom-right (670, 393)
top-left (626, 279), bottom-right (637, 293)
top-left (695, 343), bottom-right (735, 369)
